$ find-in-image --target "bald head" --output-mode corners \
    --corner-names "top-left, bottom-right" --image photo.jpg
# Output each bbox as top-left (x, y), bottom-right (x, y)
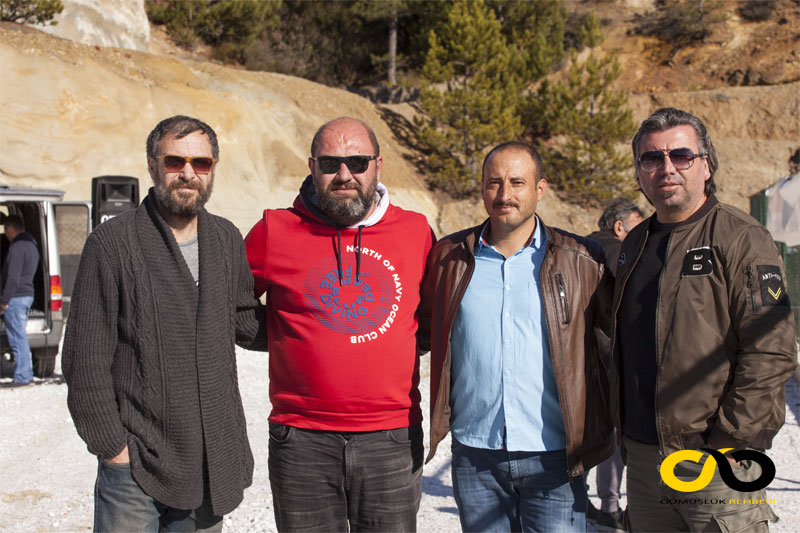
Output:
top-left (311, 117), bottom-right (380, 158)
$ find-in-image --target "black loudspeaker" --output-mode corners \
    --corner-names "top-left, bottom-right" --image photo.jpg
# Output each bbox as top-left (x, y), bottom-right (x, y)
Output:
top-left (91, 176), bottom-right (140, 228)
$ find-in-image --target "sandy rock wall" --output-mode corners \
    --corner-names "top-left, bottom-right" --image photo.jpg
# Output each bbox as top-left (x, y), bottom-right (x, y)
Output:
top-left (0, 23), bottom-right (440, 236)
top-left (34, 0), bottom-right (150, 52)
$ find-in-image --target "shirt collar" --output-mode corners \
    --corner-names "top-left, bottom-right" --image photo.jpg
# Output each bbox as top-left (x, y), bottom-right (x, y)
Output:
top-left (477, 216), bottom-right (546, 253)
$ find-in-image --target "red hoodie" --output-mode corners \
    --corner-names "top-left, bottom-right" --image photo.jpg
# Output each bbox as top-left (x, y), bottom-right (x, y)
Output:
top-left (244, 182), bottom-right (434, 431)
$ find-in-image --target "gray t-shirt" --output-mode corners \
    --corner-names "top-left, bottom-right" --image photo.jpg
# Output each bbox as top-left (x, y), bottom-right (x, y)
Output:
top-left (178, 235), bottom-right (199, 285)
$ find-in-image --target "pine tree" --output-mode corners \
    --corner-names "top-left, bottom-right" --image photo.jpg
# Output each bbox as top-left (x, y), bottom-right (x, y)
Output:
top-left (416, 0), bottom-right (524, 196)
top-left (536, 13), bottom-right (636, 204)
top-left (351, 0), bottom-right (414, 86)
top-left (1, 0), bottom-right (62, 24)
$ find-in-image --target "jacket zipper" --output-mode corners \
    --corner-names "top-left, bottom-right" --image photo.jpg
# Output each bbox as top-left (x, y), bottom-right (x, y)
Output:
top-left (747, 265), bottom-right (757, 312)
top-left (555, 273), bottom-right (570, 324)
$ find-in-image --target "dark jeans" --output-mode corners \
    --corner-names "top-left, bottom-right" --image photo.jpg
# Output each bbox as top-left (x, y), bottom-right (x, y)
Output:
top-left (268, 422), bottom-right (423, 532)
top-left (451, 439), bottom-right (587, 532)
top-left (94, 461), bottom-right (222, 532)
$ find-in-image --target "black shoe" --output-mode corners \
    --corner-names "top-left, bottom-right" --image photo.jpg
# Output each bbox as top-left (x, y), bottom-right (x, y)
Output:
top-left (1, 380), bottom-right (33, 388)
top-left (596, 508), bottom-right (626, 532)
top-left (587, 501), bottom-right (600, 523)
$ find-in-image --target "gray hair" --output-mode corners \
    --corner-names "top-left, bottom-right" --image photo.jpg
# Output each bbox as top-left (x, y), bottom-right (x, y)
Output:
top-left (632, 107), bottom-right (717, 196)
top-left (146, 115), bottom-right (219, 160)
top-left (598, 197), bottom-right (643, 232)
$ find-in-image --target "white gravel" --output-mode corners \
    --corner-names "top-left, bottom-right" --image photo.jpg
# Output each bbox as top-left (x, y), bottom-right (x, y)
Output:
top-left (1, 345), bottom-right (798, 532)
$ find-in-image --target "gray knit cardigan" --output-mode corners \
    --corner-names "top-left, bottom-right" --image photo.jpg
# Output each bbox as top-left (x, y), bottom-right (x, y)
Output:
top-left (63, 190), bottom-right (266, 515)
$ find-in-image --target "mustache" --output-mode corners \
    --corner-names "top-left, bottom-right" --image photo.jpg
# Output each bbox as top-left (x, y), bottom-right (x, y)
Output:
top-left (168, 180), bottom-right (201, 192)
top-left (493, 201), bottom-right (518, 208)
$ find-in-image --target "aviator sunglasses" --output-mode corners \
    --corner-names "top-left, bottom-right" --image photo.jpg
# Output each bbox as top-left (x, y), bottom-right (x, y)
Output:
top-left (638, 148), bottom-right (706, 172)
top-left (160, 154), bottom-right (216, 174)
top-left (313, 155), bottom-right (378, 174)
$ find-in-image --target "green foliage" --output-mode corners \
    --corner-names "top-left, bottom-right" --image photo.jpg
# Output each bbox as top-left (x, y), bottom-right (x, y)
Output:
top-left (416, 0), bottom-right (524, 196)
top-left (146, 0), bottom-right (280, 62)
top-left (0, 0), bottom-right (62, 24)
top-left (491, 0), bottom-right (568, 81)
top-left (634, 0), bottom-right (728, 59)
top-left (533, 13), bottom-right (636, 204)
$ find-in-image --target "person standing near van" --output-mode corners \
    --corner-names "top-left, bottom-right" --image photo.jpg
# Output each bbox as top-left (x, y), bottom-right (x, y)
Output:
top-left (1, 214), bottom-right (40, 387)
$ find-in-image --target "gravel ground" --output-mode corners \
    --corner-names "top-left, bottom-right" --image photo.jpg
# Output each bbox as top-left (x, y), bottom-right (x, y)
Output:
top-left (1, 346), bottom-right (798, 532)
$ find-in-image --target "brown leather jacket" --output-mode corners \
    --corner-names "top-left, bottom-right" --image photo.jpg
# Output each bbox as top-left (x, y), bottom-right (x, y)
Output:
top-left (610, 196), bottom-right (798, 455)
top-left (419, 219), bottom-right (615, 477)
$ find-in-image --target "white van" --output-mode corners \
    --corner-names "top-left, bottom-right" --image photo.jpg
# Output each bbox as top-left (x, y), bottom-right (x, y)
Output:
top-left (1, 185), bottom-right (91, 377)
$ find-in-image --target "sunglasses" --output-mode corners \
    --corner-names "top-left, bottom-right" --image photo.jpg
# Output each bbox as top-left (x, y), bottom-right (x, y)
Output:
top-left (638, 148), bottom-right (706, 172)
top-left (313, 155), bottom-right (377, 174)
top-left (160, 154), bottom-right (216, 174)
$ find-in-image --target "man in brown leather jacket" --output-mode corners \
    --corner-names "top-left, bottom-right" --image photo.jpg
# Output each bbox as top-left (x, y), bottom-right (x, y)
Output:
top-left (611, 107), bottom-right (797, 532)
top-left (419, 142), bottom-right (614, 532)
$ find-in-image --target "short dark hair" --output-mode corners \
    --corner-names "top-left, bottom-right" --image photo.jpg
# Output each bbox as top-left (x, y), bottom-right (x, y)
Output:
top-left (3, 214), bottom-right (24, 232)
top-left (146, 115), bottom-right (219, 160)
top-left (310, 117), bottom-right (380, 158)
top-left (598, 197), bottom-right (643, 232)
top-left (482, 141), bottom-right (543, 181)
top-left (632, 107), bottom-right (717, 196)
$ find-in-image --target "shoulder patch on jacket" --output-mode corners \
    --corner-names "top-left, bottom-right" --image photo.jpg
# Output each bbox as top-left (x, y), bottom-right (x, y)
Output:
top-left (757, 265), bottom-right (789, 306)
top-left (681, 247), bottom-right (713, 277)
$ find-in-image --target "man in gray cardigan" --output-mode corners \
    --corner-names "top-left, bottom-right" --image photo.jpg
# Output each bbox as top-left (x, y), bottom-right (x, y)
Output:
top-left (63, 116), bottom-right (266, 531)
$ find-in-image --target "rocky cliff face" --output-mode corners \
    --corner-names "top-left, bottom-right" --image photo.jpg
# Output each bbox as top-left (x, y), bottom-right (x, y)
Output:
top-left (3, 0), bottom-right (799, 238)
top-left (0, 23), bottom-right (439, 236)
top-left (36, 0), bottom-right (150, 52)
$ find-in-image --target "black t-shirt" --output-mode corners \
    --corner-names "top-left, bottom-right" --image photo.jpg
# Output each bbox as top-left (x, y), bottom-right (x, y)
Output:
top-left (618, 218), bottom-right (678, 444)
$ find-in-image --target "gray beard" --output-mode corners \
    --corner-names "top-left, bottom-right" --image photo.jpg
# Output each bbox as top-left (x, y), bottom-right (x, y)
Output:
top-left (317, 182), bottom-right (376, 227)
top-left (154, 178), bottom-right (213, 219)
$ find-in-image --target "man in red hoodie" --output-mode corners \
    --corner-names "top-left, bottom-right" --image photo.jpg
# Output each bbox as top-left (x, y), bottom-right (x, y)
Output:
top-left (245, 117), bottom-right (435, 532)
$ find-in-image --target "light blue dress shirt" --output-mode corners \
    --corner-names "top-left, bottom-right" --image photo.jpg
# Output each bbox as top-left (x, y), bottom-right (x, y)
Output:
top-left (450, 218), bottom-right (566, 451)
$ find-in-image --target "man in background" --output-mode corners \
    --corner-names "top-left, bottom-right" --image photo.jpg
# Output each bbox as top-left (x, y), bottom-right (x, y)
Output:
top-left (587, 197), bottom-right (644, 276)
top-left (63, 115), bottom-right (265, 531)
top-left (1, 214), bottom-right (40, 387)
top-left (585, 197), bottom-right (643, 532)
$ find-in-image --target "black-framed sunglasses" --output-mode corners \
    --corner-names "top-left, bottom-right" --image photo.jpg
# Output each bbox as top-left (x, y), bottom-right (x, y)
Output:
top-left (638, 148), bottom-right (706, 172)
top-left (160, 154), bottom-right (216, 174)
top-left (313, 155), bottom-right (377, 174)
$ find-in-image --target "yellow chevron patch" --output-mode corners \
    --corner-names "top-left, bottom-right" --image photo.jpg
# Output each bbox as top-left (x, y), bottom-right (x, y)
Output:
top-left (767, 287), bottom-right (782, 300)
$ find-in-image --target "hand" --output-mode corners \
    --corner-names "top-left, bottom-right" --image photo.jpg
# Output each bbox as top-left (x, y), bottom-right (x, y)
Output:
top-left (726, 456), bottom-right (741, 467)
top-left (105, 446), bottom-right (130, 464)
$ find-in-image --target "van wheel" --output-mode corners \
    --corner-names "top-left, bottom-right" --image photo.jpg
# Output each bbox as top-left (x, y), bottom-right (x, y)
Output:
top-left (32, 347), bottom-right (58, 378)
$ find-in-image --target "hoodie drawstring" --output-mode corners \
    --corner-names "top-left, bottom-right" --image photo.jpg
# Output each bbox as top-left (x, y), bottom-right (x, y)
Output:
top-left (333, 225), bottom-right (366, 285)
top-left (356, 225), bottom-right (364, 282)
top-left (336, 227), bottom-right (344, 284)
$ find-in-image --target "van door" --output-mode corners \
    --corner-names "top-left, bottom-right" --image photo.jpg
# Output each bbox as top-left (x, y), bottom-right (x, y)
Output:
top-left (54, 202), bottom-right (92, 319)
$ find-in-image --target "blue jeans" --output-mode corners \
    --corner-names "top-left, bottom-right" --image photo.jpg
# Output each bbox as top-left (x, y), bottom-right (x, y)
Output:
top-left (451, 439), bottom-right (587, 532)
top-left (4, 296), bottom-right (33, 383)
top-left (268, 422), bottom-right (424, 532)
top-left (94, 461), bottom-right (222, 532)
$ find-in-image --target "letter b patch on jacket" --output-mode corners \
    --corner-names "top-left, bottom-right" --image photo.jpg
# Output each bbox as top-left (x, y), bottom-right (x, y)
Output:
top-left (681, 247), bottom-right (713, 277)
top-left (758, 265), bottom-right (789, 306)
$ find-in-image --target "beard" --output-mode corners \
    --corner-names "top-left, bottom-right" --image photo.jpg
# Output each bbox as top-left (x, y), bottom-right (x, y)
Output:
top-left (317, 179), bottom-right (377, 227)
top-left (153, 175), bottom-right (213, 219)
